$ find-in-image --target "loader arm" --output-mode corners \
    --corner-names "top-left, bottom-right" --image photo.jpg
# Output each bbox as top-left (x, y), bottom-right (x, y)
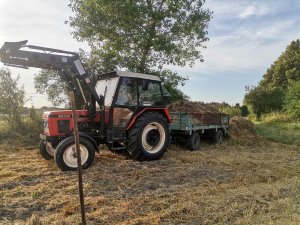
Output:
top-left (0, 40), bottom-right (104, 110)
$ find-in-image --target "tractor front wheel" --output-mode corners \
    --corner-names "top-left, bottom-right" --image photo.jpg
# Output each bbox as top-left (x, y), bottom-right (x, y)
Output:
top-left (128, 112), bottom-right (170, 161)
top-left (54, 137), bottom-right (95, 171)
top-left (39, 139), bottom-right (54, 160)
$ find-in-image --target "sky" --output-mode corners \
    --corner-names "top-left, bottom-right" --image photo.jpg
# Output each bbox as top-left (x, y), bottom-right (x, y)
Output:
top-left (0, 0), bottom-right (300, 108)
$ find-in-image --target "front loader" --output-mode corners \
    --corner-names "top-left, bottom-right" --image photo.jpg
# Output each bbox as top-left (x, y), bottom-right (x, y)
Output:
top-left (0, 41), bottom-right (171, 171)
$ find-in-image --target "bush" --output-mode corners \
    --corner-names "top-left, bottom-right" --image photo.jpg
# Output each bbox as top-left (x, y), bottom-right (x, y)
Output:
top-left (244, 86), bottom-right (285, 120)
top-left (219, 106), bottom-right (241, 117)
top-left (0, 68), bottom-right (25, 131)
top-left (0, 107), bottom-right (43, 146)
top-left (21, 107), bottom-right (43, 139)
top-left (261, 111), bottom-right (292, 123)
top-left (284, 81), bottom-right (300, 120)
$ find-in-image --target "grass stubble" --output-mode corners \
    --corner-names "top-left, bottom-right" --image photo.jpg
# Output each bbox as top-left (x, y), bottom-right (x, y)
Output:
top-left (0, 137), bottom-right (299, 225)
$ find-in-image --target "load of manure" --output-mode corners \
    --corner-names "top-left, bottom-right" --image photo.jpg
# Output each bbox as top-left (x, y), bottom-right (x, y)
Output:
top-left (229, 116), bottom-right (257, 139)
top-left (167, 101), bottom-right (220, 114)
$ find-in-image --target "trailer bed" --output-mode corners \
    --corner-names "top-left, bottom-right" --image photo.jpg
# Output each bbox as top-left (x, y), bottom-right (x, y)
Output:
top-left (170, 112), bottom-right (229, 134)
top-left (169, 112), bottom-right (230, 150)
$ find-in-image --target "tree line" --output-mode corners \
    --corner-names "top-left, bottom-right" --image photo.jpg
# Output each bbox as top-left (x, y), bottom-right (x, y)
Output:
top-left (244, 39), bottom-right (300, 120)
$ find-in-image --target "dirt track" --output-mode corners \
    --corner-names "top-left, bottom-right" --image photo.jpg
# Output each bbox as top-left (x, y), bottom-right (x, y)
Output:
top-left (0, 139), bottom-right (299, 225)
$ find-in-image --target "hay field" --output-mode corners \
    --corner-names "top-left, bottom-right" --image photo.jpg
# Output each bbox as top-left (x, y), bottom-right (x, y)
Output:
top-left (0, 139), bottom-right (299, 225)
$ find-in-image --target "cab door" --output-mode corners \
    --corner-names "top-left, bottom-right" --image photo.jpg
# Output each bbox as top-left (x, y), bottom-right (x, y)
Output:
top-left (111, 77), bottom-right (138, 128)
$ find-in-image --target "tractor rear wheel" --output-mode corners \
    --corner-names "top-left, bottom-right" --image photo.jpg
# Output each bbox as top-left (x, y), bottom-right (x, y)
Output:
top-left (187, 132), bottom-right (201, 151)
top-left (54, 137), bottom-right (95, 171)
top-left (128, 112), bottom-right (169, 161)
top-left (39, 139), bottom-right (54, 160)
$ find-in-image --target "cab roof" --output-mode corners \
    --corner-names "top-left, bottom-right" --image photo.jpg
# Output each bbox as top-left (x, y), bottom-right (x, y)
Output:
top-left (98, 70), bottom-right (161, 82)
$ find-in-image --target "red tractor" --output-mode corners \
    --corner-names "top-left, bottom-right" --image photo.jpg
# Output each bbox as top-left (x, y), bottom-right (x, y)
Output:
top-left (0, 41), bottom-right (171, 171)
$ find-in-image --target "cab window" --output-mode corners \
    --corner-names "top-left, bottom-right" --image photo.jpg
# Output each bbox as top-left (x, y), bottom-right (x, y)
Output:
top-left (115, 78), bottom-right (137, 106)
top-left (138, 80), bottom-right (163, 106)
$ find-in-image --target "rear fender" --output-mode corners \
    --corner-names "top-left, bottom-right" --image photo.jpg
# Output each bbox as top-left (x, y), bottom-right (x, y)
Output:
top-left (127, 108), bottom-right (171, 130)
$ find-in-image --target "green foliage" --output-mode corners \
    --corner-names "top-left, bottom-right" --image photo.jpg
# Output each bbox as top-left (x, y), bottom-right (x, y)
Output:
top-left (244, 39), bottom-right (300, 120)
top-left (240, 105), bottom-right (249, 117)
top-left (260, 111), bottom-right (292, 123)
top-left (22, 107), bottom-right (43, 138)
top-left (255, 121), bottom-right (300, 146)
top-left (252, 112), bottom-right (298, 145)
top-left (147, 69), bottom-right (189, 103)
top-left (284, 81), bottom-right (300, 119)
top-left (0, 107), bottom-right (43, 145)
top-left (0, 118), bottom-right (41, 146)
top-left (0, 68), bottom-right (25, 131)
top-left (219, 105), bottom-right (241, 116)
top-left (260, 39), bottom-right (300, 89)
top-left (68, 0), bottom-right (212, 100)
top-left (216, 104), bottom-right (249, 117)
top-left (69, 0), bottom-right (212, 71)
top-left (34, 69), bottom-right (89, 108)
top-left (34, 69), bottom-right (68, 106)
top-left (244, 86), bottom-right (285, 120)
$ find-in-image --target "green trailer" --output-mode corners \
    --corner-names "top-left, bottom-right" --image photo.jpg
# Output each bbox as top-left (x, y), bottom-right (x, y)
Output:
top-left (169, 112), bottom-right (229, 150)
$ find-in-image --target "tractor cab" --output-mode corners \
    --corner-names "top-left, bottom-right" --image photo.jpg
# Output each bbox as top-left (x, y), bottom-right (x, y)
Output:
top-left (93, 71), bottom-right (170, 153)
top-left (95, 71), bottom-right (166, 129)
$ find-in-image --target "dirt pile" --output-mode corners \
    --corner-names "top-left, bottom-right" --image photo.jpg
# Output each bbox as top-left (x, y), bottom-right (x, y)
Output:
top-left (168, 101), bottom-right (221, 114)
top-left (229, 116), bottom-right (257, 139)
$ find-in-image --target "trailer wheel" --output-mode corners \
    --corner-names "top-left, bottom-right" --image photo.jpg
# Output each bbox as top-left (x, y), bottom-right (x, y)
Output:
top-left (128, 112), bottom-right (169, 161)
top-left (54, 137), bottom-right (95, 171)
top-left (39, 139), bottom-right (54, 160)
top-left (187, 132), bottom-right (201, 151)
top-left (212, 130), bottom-right (224, 144)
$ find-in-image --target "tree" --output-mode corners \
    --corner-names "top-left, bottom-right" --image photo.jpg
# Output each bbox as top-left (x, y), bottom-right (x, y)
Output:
top-left (0, 68), bottom-right (25, 131)
top-left (34, 69), bottom-right (69, 107)
top-left (34, 69), bottom-right (90, 108)
top-left (244, 86), bottom-right (284, 120)
top-left (240, 105), bottom-right (249, 117)
top-left (244, 39), bottom-right (300, 118)
top-left (260, 39), bottom-right (300, 89)
top-left (148, 69), bottom-right (189, 103)
top-left (284, 81), bottom-right (300, 119)
top-left (68, 0), bottom-right (212, 99)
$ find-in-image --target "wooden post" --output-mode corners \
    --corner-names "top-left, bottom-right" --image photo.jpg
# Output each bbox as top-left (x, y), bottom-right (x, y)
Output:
top-left (69, 91), bottom-right (87, 225)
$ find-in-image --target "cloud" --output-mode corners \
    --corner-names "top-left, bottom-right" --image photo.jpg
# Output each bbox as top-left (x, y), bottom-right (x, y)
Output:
top-left (191, 1), bottom-right (300, 73)
top-left (238, 3), bottom-right (274, 19)
top-left (239, 5), bottom-right (257, 19)
top-left (170, 0), bottom-right (300, 104)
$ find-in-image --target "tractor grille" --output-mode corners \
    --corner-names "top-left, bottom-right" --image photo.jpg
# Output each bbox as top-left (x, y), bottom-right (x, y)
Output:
top-left (57, 120), bottom-right (70, 133)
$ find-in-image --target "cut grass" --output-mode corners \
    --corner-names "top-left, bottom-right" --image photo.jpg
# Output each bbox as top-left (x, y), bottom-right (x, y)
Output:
top-left (255, 121), bottom-right (300, 146)
top-left (0, 138), bottom-right (299, 225)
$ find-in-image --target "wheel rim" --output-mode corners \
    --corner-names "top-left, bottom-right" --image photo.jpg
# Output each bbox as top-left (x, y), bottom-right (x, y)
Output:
top-left (142, 122), bottom-right (166, 154)
top-left (46, 142), bottom-right (55, 156)
top-left (63, 144), bottom-right (89, 168)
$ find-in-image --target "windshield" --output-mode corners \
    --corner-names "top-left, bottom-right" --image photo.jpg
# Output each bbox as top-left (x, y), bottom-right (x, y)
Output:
top-left (95, 77), bottom-right (119, 106)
